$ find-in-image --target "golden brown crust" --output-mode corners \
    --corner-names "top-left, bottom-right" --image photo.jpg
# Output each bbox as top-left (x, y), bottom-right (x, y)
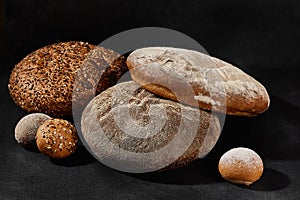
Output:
top-left (218, 147), bottom-right (264, 186)
top-left (127, 47), bottom-right (270, 116)
top-left (36, 118), bottom-right (78, 159)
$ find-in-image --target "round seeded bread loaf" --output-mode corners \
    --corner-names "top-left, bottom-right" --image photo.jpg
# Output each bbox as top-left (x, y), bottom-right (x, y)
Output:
top-left (8, 41), bottom-right (128, 117)
top-left (127, 47), bottom-right (270, 116)
top-left (81, 81), bottom-right (221, 173)
top-left (72, 46), bottom-right (128, 115)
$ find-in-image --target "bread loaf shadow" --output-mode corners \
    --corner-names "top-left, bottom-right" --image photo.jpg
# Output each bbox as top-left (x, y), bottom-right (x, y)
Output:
top-left (50, 145), bottom-right (96, 167)
top-left (239, 168), bottom-right (290, 191)
top-left (123, 153), bottom-right (222, 185)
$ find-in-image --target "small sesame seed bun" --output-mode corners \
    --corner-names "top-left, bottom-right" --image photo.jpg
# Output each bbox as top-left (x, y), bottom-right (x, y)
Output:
top-left (15, 113), bottom-right (51, 150)
top-left (36, 118), bottom-right (78, 159)
top-left (218, 147), bottom-right (264, 186)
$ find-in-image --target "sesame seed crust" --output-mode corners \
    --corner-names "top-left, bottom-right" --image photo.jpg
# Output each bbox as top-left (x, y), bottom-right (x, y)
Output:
top-left (8, 41), bottom-right (95, 117)
top-left (36, 118), bottom-right (78, 159)
top-left (72, 46), bottom-right (128, 114)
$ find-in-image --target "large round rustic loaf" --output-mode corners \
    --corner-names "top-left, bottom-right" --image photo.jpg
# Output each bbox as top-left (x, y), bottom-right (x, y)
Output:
top-left (127, 47), bottom-right (270, 116)
top-left (8, 41), bottom-right (128, 117)
top-left (81, 81), bottom-right (221, 173)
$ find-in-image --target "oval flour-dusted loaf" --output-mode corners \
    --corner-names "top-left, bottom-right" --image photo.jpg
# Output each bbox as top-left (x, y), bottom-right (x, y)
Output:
top-left (81, 81), bottom-right (221, 173)
top-left (127, 47), bottom-right (270, 116)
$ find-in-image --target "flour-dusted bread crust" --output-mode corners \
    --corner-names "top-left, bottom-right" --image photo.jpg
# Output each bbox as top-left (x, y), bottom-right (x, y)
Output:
top-left (81, 81), bottom-right (221, 173)
top-left (15, 113), bottom-right (51, 149)
top-left (127, 47), bottom-right (270, 116)
top-left (218, 147), bottom-right (264, 186)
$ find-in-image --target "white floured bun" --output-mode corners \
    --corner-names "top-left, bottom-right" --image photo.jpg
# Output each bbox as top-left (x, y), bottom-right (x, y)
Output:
top-left (218, 147), bottom-right (263, 186)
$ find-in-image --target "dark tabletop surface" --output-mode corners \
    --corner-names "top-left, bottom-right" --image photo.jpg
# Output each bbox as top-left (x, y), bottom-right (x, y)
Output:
top-left (1, 0), bottom-right (300, 199)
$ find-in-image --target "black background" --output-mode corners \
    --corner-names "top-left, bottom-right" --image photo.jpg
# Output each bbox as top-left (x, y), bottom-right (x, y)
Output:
top-left (1, 0), bottom-right (300, 199)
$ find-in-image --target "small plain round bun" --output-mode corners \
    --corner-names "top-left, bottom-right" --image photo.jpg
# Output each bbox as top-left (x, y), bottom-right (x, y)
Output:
top-left (36, 118), bottom-right (78, 159)
top-left (218, 147), bottom-right (264, 186)
top-left (15, 113), bottom-right (51, 149)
